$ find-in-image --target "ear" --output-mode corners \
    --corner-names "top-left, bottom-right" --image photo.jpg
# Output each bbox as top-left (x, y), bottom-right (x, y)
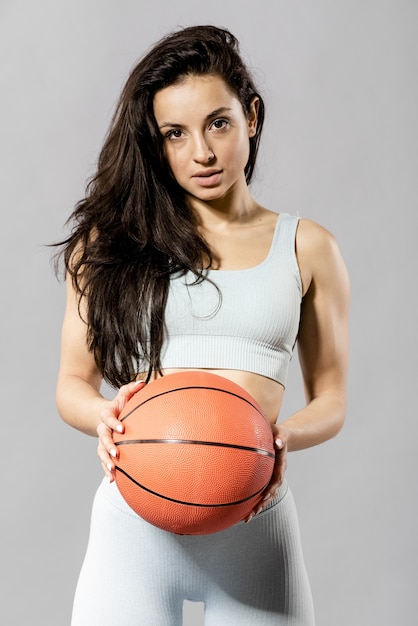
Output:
top-left (247, 96), bottom-right (260, 138)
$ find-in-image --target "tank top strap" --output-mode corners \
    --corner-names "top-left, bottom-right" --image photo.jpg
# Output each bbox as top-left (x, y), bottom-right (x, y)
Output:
top-left (272, 213), bottom-right (301, 271)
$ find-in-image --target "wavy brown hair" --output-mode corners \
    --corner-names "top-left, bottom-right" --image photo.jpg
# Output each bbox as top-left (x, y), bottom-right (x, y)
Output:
top-left (55, 25), bottom-right (265, 388)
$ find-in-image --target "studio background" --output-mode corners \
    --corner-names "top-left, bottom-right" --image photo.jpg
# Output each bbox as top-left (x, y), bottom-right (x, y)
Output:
top-left (1, 1), bottom-right (416, 624)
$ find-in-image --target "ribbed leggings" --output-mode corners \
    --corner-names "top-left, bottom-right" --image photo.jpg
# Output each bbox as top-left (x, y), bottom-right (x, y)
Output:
top-left (71, 478), bottom-right (314, 625)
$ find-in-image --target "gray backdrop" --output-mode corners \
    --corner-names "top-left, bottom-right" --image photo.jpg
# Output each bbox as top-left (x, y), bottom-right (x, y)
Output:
top-left (1, 1), bottom-right (416, 624)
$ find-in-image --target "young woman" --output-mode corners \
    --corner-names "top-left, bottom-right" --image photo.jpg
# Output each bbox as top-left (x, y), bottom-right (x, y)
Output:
top-left (56, 25), bottom-right (349, 625)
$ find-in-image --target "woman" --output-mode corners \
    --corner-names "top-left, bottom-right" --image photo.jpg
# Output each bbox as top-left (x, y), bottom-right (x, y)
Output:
top-left (56, 25), bottom-right (349, 625)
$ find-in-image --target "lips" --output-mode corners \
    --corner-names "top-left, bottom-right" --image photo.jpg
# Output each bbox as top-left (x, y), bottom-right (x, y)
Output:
top-left (192, 169), bottom-right (223, 187)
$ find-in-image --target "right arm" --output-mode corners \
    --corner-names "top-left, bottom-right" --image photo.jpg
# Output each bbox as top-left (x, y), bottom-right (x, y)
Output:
top-left (56, 276), bottom-right (143, 480)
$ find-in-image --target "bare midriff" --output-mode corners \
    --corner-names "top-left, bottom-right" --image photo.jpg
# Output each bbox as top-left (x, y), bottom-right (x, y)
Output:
top-left (141, 368), bottom-right (285, 425)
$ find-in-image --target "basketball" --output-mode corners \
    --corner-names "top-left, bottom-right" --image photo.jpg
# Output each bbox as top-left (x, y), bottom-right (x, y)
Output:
top-left (113, 371), bottom-right (275, 535)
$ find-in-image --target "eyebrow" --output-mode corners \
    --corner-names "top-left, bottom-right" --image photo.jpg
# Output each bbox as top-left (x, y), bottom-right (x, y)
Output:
top-left (158, 107), bottom-right (233, 130)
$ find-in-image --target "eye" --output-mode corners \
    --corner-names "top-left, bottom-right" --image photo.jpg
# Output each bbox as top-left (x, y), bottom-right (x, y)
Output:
top-left (210, 118), bottom-right (229, 131)
top-left (165, 129), bottom-right (184, 141)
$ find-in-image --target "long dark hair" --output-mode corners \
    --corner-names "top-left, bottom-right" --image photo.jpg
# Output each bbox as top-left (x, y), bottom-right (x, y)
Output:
top-left (55, 25), bottom-right (265, 388)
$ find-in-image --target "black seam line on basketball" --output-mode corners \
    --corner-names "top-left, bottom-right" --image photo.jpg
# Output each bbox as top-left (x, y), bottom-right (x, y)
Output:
top-left (114, 465), bottom-right (269, 507)
top-left (119, 386), bottom-right (265, 422)
top-left (115, 439), bottom-right (275, 459)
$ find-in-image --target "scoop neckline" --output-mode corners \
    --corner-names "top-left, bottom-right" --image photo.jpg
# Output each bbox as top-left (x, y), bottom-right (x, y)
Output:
top-left (205, 213), bottom-right (282, 274)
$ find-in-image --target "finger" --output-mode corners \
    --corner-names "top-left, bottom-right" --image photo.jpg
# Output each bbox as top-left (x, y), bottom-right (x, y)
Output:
top-left (244, 482), bottom-right (281, 523)
top-left (101, 460), bottom-right (115, 482)
top-left (100, 406), bottom-right (125, 434)
top-left (244, 482), bottom-right (280, 523)
top-left (275, 437), bottom-right (284, 450)
top-left (264, 444), bottom-right (286, 493)
top-left (265, 457), bottom-right (287, 498)
top-left (97, 422), bottom-right (119, 461)
top-left (245, 441), bottom-right (287, 522)
top-left (97, 440), bottom-right (116, 480)
top-left (115, 380), bottom-right (145, 409)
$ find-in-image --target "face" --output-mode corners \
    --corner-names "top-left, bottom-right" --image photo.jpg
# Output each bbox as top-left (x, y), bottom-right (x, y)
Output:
top-left (153, 74), bottom-right (258, 205)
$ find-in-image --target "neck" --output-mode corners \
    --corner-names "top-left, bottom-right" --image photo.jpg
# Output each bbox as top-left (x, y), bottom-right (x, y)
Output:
top-left (188, 187), bottom-right (260, 230)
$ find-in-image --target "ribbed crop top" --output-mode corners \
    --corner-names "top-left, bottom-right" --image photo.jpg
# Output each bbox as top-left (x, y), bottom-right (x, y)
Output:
top-left (160, 213), bottom-right (302, 387)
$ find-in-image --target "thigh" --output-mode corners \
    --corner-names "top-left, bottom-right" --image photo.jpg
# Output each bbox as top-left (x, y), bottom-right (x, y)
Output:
top-left (71, 479), bottom-right (184, 626)
top-left (200, 484), bottom-right (315, 626)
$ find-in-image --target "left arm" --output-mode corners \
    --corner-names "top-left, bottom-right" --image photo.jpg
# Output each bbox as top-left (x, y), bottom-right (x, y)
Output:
top-left (247, 220), bottom-right (349, 520)
top-left (279, 219), bottom-right (350, 450)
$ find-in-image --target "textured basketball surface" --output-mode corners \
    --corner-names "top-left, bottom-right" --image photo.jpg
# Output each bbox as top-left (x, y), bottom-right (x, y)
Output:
top-left (113, 371), bottom-right (275, 535)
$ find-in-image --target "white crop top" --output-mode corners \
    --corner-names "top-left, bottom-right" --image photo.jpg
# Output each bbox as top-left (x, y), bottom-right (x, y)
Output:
top-left (160, 213), bottom-right (302, 386)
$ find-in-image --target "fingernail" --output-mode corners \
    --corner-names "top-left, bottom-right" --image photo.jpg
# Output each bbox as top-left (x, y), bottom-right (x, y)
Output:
top-left (245, 514), bottom-right (254, 524)
top-left (263, 493), bottom-right (271, 501)
top-left (116, 424), bottom-right (123, 433)
top-left (110, 448), bottom-right (117, 458)
top-left (275, 438), bottom-right (284, 448)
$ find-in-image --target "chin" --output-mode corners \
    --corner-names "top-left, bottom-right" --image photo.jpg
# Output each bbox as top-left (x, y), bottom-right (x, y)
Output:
top-left (188, 187), bottom-right (226, 203)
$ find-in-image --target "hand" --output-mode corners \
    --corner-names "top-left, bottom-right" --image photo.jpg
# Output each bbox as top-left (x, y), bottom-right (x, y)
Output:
top-left (244, 426), bottom-right (288, 523)
top-left (96, 380), bottom-right (145, 481)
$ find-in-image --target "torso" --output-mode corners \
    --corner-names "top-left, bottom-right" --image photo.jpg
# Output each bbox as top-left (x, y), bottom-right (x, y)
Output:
top-left (141, 207), bottom-right (309, 424)
top-left (148, 367), bottom-right (283, 424)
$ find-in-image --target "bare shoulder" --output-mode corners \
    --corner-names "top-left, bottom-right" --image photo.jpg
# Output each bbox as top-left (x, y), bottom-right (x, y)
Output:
top-left (296, 218), bottom-right (349, 297)
top-left (296, 218), bottom-right (338, 255)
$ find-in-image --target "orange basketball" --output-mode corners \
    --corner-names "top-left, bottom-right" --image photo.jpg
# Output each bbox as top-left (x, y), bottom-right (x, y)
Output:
top-left (113, 371), bottom-right (275, 535)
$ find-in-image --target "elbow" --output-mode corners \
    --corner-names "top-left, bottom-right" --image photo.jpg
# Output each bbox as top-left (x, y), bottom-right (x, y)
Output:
top-left (333, 413), bottom-right (346, 439)
top-left (55, 385), bottom-right (70, 426)
top-left (55, 374), bottom-right (78, 428)
top-left (330, 395), bottom-right (347, 440)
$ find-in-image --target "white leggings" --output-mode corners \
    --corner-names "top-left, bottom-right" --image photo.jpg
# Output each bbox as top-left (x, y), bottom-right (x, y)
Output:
top-left (71, 478), bottom-right (314, 626)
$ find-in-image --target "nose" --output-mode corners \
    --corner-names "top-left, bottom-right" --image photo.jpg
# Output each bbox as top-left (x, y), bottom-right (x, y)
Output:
top-left (192, 134), bottom-right (215, 164)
